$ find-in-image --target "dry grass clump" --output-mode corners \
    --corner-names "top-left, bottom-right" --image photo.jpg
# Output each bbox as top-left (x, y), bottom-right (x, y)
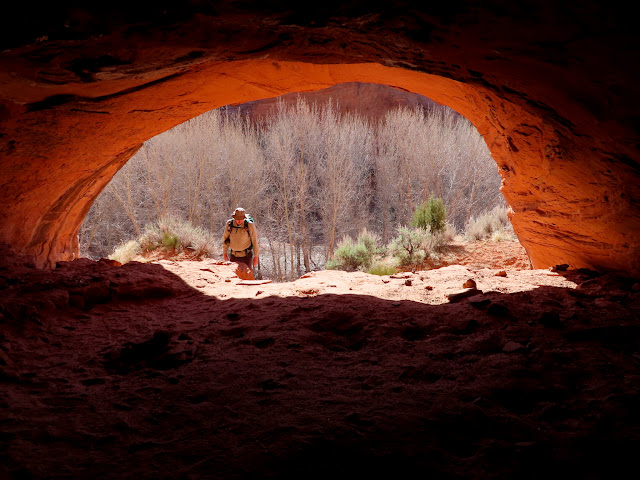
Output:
top-left (109, 240), bottom-right (141, 264)
top-left (465, 206), bottom-right (516, 241)
top-left (109, 217), bottom-right (216, 264)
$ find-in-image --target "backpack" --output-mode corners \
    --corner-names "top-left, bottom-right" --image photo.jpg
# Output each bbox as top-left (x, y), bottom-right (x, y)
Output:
top-left (225, 214), bottom-right (254, 253)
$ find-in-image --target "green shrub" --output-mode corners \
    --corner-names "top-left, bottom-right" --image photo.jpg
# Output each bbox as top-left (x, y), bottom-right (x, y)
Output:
top-left (324, 258), bottom-right (341, 270)
top-left (326, 237), bottom-right (371, 271)
top-left (386, 222), bottom-right (453, 268)
top-left (411, 196), bottom-right (447, 233)
top-left (326, 229), bottom-right (384, 271)
top-left (357, 228), bottom-right (384, 256)
top-left (162, 232), bottom-right (179, 249)
top-left (367, 258), bottom-right (397, 276)
top-left (387, 226), bottom-right (433, 266)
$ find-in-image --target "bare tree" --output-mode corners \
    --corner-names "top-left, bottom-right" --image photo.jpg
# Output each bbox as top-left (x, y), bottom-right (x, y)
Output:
top-left (313, 105), bottom-right (374, 257)
top-left (262, 100), bottom-right (299, 279)
top-left (80, 89), bottom-right (504, 278)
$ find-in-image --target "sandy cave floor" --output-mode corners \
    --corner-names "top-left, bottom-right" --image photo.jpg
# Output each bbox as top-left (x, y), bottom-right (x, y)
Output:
top-left (1, 241), bottom-right (640, 479)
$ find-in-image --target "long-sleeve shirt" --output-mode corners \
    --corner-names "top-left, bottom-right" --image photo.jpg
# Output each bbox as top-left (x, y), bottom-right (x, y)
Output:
top-left (222, 220), bottom-right (259, 257)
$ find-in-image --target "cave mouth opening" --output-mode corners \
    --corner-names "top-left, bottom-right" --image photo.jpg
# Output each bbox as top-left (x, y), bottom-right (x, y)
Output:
top-left (79, 81), bottom-right (519, 281)
top-left (3, 60), bottom-right (563, 272)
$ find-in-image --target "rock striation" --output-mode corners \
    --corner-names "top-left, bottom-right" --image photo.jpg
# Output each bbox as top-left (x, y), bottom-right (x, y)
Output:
top-left (0, 2), bottom-right (639, 274)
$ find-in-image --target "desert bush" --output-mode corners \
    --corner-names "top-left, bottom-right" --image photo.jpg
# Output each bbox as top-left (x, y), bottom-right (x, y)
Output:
top-left (326, 229), bottom-right (383, 271)
top-left (387, 226), bottom-right (434, 266)
top-left (440, 222), bottom-right (457, 244)
top-left (109, 240), bottom-right (141, 264)
top-left (410, 196), bottom-right (447, 233)
top-left (357, 228), bottom-right (384, 256)
top-left (387, 222), bottom-right (454, 267)
top-left (367, 258), bottom-right (397, 276)
top-left (325, 237), bottom-right (368, 271)
top-left (465, 206), bottom-right (513, 241)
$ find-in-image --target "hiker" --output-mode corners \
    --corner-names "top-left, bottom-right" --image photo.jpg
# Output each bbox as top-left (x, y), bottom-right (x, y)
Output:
top-left (222, 207), bottom-right (259, 272)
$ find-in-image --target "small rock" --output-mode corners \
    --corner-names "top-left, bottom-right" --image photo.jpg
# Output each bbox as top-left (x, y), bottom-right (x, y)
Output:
top-left (503, 341), bottom-right (524, 353)
top-left (495, 270), bottom-right (507, 277)
top-left (98, 258), bottom-right (122, 267)
top-left (463, 279), bottom-right (477, 289)
top-left (577, 268), bottom-right (601, 278)
top-left (468, 295), bottom-right (491, 308)
top-left (255, 290), bottom-right (263, 296)
top-left (225, 279), bottom-right (231, 283)
top-left (447, 288), bottom-right (481, 303)
top-left (404, 279), bottom-right (412, 286)
top-left (425, 285), bottom-right (433, 291)
top-left (390, 273), bottom-right (412, 279)
top-left (550, 264), bottom-right (569, 272)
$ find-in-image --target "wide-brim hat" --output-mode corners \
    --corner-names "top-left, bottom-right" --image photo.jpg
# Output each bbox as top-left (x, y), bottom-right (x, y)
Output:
top-left (232, 208), bottom-right (246, 220)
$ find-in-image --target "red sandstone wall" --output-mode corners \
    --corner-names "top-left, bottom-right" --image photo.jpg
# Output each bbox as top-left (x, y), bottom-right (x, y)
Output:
top-left (0, 3), bottom-right (638, 273)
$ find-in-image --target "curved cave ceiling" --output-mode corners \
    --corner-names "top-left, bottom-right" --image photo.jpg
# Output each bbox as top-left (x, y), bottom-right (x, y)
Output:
top-left (0, 1), bottom-right (638, 274)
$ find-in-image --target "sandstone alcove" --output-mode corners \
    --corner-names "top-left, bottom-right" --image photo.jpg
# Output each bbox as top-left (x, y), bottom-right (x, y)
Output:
top-left (1, 4), bottom-right (640, 479)
top-left (1, 2), bottom-right (638, 275)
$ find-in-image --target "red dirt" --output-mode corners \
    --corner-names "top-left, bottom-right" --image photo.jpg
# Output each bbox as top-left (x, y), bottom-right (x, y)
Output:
top-left (406, 239), bottom-right (532, 272)
top-left (1, 243), bottom-right (639, 479)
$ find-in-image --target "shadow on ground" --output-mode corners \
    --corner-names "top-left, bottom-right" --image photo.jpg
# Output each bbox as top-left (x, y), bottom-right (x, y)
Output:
top-left (1, 255), bottom-right (639, 479)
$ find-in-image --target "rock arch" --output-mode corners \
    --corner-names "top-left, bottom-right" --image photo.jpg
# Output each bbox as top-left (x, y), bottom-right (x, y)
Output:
top-left (1, 3), bottom-right (638, 274)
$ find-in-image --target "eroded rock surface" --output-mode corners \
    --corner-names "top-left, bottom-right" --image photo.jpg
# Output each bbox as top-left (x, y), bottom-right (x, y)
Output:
top-left (0, 2), bottom-right (638, 273)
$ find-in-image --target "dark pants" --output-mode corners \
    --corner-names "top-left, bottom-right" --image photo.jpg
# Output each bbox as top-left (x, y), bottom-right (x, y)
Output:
top-left (230, 251), bottom-right (253, 271)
